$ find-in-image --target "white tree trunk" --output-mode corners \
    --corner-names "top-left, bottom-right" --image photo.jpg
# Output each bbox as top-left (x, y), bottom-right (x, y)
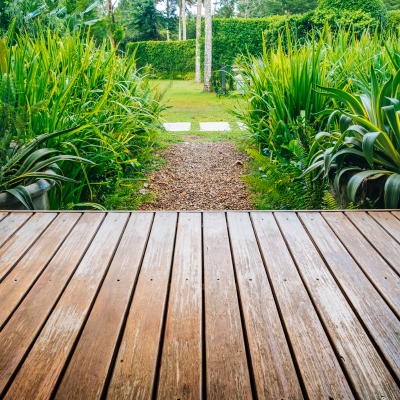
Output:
top-left (195, 0), bottom-right (202, 83)
top-left (182, 0), bottom-right (187, 40)
top-left (178, 4), bottom-right (182, 40)
top-left (203, 0), bottom-right (212, 91)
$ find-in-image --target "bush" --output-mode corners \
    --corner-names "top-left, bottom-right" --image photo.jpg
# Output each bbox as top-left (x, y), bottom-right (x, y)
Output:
top-left (1, 26), bottom-right (164, 209)
top-left (127, 39), bottom-right (196, 79)
top-left (388, 10), bottom-right (400, 30)
top-left (318, 0), bottom-right (388, 27)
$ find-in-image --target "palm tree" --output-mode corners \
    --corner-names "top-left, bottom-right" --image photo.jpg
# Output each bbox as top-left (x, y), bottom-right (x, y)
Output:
top-left (203, 0), bottom-right (212, 91)
top-left (195, 0), bottom-right (202, 83)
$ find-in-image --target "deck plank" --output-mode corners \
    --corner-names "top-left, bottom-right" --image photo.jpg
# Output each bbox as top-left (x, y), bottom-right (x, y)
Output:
top-left (276, 212), bottom-right (400, 399)
top-left (369, 211), bottom-right (400, 244)
top-left (323, 212), bottom-right (400, 317)
top-left (345, 212), bottom-right (400, 275)
top-left (54, 213), bottom-right (153, 400)
top-left (251, 212), bottom-right (354, 400)
top-left (107, 212), bottom-right (178, 400)
top-left (3, 213), bottom-right (128, 400)
top-left (0, 213), bottom-right (31, 248)
top-left (0, 213), bottom-right (57, 282)
top-left (299, 212), bottom-right (400, 380)
top-left (0, 213), bottom-right (81, 329)
top-left (203, 212), bottom-right (252, 400)
top-left (0, 211), bottom-right (8, 222)
top-left (0, 213), bottom-right (104, 397)
top-left (157, 213), bottom-right (203, 399)
top-left (227, 212), bottom-right (303, 399)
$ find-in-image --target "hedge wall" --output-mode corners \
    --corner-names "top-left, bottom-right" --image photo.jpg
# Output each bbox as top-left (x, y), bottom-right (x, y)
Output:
top-left (127, 10), bottom-right (397, 79)
top-left (126, 39), bottom-right (196, 78)
top-left (388, 10), bottom-right (400, 30)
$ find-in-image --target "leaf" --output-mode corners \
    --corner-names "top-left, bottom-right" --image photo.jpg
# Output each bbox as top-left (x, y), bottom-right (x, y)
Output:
top-left (347, 170), bottom-right (389, 203)
top-left (362, 132), bottom-right (381, 168)
top-left (384, 174), bottom-right (400, 208)
top-left (5, 186), bottom-right (34, 210)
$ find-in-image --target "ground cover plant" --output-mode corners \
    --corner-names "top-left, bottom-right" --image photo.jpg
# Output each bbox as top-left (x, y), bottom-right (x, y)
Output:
top-left (237, 26), bottom-right (400, 209)
top-left (0, 23), bottom-right (164, 209)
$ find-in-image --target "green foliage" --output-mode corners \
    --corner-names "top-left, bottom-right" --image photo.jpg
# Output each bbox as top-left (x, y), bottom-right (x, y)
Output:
top-left (0, 25), bottom-right (164, 209)
top-left (236, 28), bottom-right (398, 157)
top-left (318, 0), bottom-right (388, 27)
top-left (384, 0), bottom-right (400, 11)
top-left (245, 144), bottom-right (327, 210)
top-left (388, 10), bottom-right (400, 30)
top-left (127, 39), bottom-right (196, 78)
top-left (304, 68), bottom-right (400, 208)
top-left (0, 127), bottom-right (93, 209)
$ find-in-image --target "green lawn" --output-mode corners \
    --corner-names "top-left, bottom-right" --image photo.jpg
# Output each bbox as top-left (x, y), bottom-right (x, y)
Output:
top-left (153, 79), bottom-right (244, 123)
top-left (151, 79), bottom-right (251, 145)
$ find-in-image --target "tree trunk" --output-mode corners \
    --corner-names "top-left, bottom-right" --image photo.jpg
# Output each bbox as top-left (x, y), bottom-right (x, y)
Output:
top-left (106, 0), bottom-right (116, 47)
top-left (195, 0), bottom-right (202, 83)
top-left (203, 0), bottom-right (212, 91)
top-left (178, 3), bottom-right (182, 41)
top-left (182, 0), bottom-right (186, 40)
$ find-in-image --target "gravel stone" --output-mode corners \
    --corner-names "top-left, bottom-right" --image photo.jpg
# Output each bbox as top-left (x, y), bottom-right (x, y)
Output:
top-left (139, 141), bottom-right (253, 210)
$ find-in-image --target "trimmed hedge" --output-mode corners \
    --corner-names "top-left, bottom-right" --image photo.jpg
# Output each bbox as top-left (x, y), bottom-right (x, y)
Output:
top-left (388, 10), bottom-right (400, 30)
top-left (318, 0), bottom-right (388, 27)
top-left (127, 10), bottom-right (395, 79)
top-left (126, 39), bottom-right (196, 78)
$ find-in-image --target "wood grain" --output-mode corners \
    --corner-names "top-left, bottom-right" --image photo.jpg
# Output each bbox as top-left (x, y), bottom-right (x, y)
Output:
top-left (107, 212), bottom-right (178, 400)
top-left (0, 213), bottom-right (80, 328)
top-left (0, 213), bottom-right (57, 282)
top-left (54, 213), bottom-right (153, 400)
top-left (252, 212), bottom-right (354, 400)
top-left (0, 213), bottom-right (104, 397)
top-left (227, 212), bottom-right (303, 400)
top-left (276, 212), bottom-right (400, 399)
top-left (323, 212), bottom-right (400, 317)
top-left (369, 211), bottom-right (400, 244)
top-left (300, 212), bottom-right (400, 379)
top-left (345, 212), bottom-right (400, 275)
top-left (0, 213), bottom-right (31, 248)
top-left (157, 213), bottom-right (203, 399)
top-left (3, 213), bottom-right (128, 400)
top-left (203, 212), bottom-right (252, 400)
top-left (0, 211), bottom-right (8, 222)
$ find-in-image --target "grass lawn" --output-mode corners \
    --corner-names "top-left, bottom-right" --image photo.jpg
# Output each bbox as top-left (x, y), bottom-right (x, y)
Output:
top-left (151, 79), bottom-right (252, 146)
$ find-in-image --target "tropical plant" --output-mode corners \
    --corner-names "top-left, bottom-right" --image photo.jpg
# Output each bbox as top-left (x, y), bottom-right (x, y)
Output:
top-left (244, 139), bottom-right (327, 210)
top-left (0, 127), bottom-right (93, 209)
top-left (1, 23), bottom-right (164, 209)
top-left (304, 68), bottom-right (400, 208)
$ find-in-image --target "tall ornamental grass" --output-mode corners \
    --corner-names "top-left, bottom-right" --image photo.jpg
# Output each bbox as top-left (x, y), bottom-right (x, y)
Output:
top-left (237, 26), bottom-right (400, 209)
top-left (236, 27), bottom-right (399, 157)
top-left (0, 24), bottom-right (164, 208)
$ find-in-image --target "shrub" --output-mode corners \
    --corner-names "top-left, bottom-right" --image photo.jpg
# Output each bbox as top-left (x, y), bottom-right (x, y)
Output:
top-left (388, 10), bottom-right (400, 31)
top-left (1, 26), bottom-right (164, 209)
top-left (127, 39), bottom-right (196, 79)
top-left (304, 68), bottom-right (400, 209)
top-left (318, 0), bottom-right (388, 27)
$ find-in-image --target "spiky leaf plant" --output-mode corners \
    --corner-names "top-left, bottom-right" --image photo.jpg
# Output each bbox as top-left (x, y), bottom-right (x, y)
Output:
top-left (305, 68), bottom-right (400, 208)
top-left (0, 127), bottom-right (94, 209)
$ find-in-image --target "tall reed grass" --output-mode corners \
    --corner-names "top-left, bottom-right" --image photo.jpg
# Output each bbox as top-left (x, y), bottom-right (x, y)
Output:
top-left (236, 26), bottom-right (399, 157)
top-left (0, 23), bottom-right (164, 208)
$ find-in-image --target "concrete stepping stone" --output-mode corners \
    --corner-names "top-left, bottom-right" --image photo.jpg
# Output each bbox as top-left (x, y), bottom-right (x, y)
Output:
top-left (163, 122), bottom-right (191, 132)
top-left (200, 122), bottom-right (231, 132)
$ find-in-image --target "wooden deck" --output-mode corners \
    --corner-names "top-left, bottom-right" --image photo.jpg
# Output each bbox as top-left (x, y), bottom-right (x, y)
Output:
top-left (0, 211), bottom-right (399, 399)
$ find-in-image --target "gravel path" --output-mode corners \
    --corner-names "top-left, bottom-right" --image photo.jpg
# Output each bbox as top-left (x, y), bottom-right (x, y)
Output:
top-left (139, 139), bottom-right (253, 210)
